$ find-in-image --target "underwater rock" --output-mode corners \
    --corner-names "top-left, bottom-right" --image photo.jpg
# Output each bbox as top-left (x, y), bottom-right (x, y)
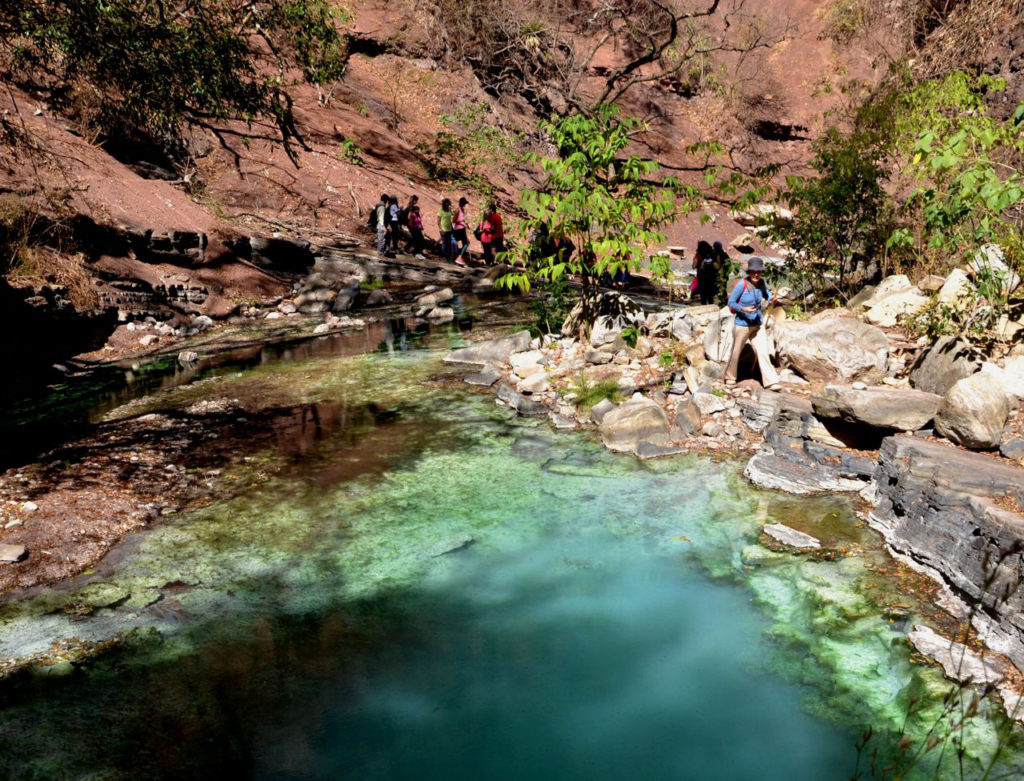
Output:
top-left (496, 382), bottom-right (548, 416)
top-left (429, 534), bottom-right (475, 557)
top-left (464, 366), bottom-right (502, 387)
top-left (763, 524), bottom-right (821, 549)
top-left (445, 331), bottom-right (532, 366)
top-left (907, 625), bottom-right (1007, 685)
top-left (634, 441), bottom-right (687, 460)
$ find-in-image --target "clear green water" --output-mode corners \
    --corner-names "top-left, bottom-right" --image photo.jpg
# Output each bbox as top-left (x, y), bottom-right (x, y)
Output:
top-left (0, 350), bottom-right (1019, 780)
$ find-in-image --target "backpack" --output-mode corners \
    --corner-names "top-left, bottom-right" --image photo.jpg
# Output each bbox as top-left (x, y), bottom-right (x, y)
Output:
top-left (367, 207), bottom-right (378, 230)
top-left (398, 208), bottom-right (409, 227)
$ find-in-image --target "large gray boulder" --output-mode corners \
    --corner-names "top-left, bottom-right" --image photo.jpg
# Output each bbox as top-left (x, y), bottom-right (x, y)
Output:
top-left (674, 398), bottom-right (702, 436)
top-left (909, 337), bottom-right (982, 396)
top-left (599, 397), bottom-right (672, 453)
top-left (445, 330), bottom-right (532, 365)
top-left (702, 309), bottom-right (734, 363)
top-left (812, 385), bottom-right (942, 432)
top-left (774, 317), bottom-right (889, 382)
top-left (934, 373), bottom-right (1010, 449)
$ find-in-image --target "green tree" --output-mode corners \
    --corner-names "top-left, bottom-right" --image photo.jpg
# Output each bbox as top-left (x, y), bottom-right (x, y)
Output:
top-left (0, 0), bottom-right (348, 165)
top-left (769, 97), bottom-right (897, 299)
top-left (498, 105), bottom-right (700, 334)
top-left (888, 74), bottom-right (1024, 315)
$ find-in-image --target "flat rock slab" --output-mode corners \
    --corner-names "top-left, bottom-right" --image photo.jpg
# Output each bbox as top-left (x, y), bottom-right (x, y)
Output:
top-left (464, 366), bottom-right (502, 387)
top-left (635, 441), bottom-right (688, 460)
top-left (496, 382), bottom-right (548, 416)
top-left (444, 330), bottom-right (532, 365)
top-left (0, 544), bottom-right (27, 563)
top-left (548, 413), bottom-right (578, 430)
top-left (763, 523), bottom-right (821, 549)
top-left (907, 624), bottom-right (1007, 685)
top-left (429, 534), bottom-right (475, 557)
top-left (812, 385), bottom-right (941, 432)
top-left (744, 450), bottom-right (868, 495)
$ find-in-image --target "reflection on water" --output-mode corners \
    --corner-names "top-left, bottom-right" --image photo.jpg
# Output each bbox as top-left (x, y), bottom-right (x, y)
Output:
top-left (0, 303), bottom-right (488, 469)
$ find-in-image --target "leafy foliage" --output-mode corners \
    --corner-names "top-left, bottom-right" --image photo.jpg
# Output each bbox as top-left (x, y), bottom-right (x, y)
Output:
top-left (499, 105), bottom-right (700, 332)
top-left (528, 276), bottom-right (574, 337)
top-left (769, 98), bottom-right (897, 299)
top-left (888, 75), bottom-right (1024, 305)
top-left (0, 0), bottom-right (348, 162)
top-left (566, 374), bottom-right (621, 409)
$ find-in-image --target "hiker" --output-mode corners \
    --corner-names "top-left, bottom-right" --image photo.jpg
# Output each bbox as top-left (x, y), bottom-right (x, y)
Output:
top-left (407, 204), bottom-right (426, 259)
top-left (453, 197), bottom-right (470, 264)
top-left (724, 256), bottom-right (780, 389)
top-left (712, 240), bottom-right (730, 304)
top-left (401, 195), bottom-right (420, 254)
top-left (478, 202), bottom-right (504, 264)
top-left (386, 195), bottom-right (401, 255)
top-left (438, 198), bottom-right (455, 262)
top-left (369, 193), bottom-right (389, 256)
top-left (693, 239), bottom-right (716, 305)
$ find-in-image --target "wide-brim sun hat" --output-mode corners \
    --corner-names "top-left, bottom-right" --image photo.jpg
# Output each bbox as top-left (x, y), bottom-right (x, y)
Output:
top-left (747, 256), bottom-right (765, 272)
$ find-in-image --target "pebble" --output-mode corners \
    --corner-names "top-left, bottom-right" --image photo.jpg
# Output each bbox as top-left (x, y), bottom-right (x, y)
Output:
top-left (21, 501), bottom-right (38, 512)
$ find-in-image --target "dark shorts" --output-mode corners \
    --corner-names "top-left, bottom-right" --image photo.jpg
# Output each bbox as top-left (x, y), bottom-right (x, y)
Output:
top-left (453, 228), bottom-right (468, 245)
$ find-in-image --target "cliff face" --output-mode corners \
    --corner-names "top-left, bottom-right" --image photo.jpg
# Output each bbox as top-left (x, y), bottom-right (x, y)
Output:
top-left (870, 436), bottom-right (1024, 670)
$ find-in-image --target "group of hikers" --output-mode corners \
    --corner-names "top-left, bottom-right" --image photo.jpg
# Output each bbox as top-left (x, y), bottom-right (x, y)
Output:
top-left (366, 197), bottom-right (779, 387)
top-left (368, 193), bottom-right (504, 266)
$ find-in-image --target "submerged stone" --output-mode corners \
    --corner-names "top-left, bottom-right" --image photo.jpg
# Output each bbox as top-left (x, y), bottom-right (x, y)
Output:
top-left (763, 523), bottom-right (821, 549)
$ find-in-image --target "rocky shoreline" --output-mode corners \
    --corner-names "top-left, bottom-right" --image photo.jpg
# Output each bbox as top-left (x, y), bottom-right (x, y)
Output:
top-left (443, 287), bottom-right (1024, 705)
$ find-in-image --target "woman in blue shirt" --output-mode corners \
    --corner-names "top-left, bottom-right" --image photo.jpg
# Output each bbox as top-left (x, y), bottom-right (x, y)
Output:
top-left (724, 256), bottom-right (781, 389)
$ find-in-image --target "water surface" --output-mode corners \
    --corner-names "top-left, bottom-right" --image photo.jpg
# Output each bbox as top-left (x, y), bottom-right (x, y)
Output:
top-left (0, 347), bottom-right (1018, 780)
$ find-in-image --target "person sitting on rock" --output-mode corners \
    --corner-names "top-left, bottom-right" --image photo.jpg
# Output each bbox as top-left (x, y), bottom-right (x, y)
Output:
top-left (724, 256), bottom-right (781, 390)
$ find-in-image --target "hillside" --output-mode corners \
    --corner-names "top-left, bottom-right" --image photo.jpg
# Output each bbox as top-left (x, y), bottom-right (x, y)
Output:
top-left (1, 0), bottom-right (1021, 373)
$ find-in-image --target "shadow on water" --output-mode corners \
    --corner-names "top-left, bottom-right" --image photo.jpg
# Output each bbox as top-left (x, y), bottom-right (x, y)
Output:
top-left (0, 295), bottom-right (517, 470)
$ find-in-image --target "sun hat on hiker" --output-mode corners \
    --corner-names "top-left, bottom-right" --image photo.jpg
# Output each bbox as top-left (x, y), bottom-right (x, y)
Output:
top-left (746, 256), bottom-right (765, 273)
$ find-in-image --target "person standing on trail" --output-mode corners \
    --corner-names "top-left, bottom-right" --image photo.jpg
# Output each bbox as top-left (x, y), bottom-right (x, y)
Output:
top-left (371, 193), bottom-right (388, 256)
top-left (712, 240), bottom-right (730, 304)
top-left (453, 197), bottom-right (470, 264)
top-left (723, 256), bottom-right (780, 390)
top-left (693, 239), bottom-right (717, 305)
top-left (401, 195), bottom-right (419, 253)
top-left (386, 195), bottom-right (401, 255)
top-left (407, 204), bottom-right (426, 259)
top-left (478, 202), bottom-right (504, 265)
top-left (438, 198), bottom-right (455, 262)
